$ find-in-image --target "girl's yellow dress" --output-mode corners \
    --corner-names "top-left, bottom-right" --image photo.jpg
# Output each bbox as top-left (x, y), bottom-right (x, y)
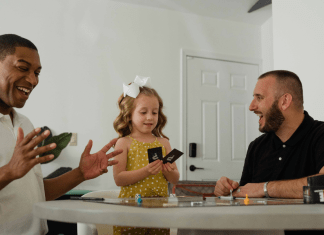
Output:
top-left (113, 136), bottom-right (170, 235)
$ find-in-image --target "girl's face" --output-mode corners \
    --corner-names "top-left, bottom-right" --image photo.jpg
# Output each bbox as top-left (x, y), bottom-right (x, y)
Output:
top-left (131, 94), bottom-right (159, 136)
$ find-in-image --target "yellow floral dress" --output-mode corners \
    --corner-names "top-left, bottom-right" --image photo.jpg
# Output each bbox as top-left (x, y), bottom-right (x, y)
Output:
top-left (113, 136), bottom-right (170, 235)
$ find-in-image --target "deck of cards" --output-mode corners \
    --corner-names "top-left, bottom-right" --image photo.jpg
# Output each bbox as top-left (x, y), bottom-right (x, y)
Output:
top-left (147, 147), bottom-right (183, 164)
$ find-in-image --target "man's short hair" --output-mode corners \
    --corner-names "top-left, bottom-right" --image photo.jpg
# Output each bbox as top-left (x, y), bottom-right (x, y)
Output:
top-left (259, 70), bottom-right (304, 110)
top-left (0, 34), bottom-right (37, 61)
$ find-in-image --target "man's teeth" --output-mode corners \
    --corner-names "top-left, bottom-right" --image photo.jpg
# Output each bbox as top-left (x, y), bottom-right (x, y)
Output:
top-left (17, 87), bottom-right (31, 94)
top-left (257, 113), bottom-right (263, 120)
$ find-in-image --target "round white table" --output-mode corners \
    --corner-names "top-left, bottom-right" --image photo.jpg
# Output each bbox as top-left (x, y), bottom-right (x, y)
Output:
top-left (33, 199), bottom-right (324, 234)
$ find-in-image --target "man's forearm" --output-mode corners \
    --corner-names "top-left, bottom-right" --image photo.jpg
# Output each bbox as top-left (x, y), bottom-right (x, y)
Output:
top-left (43, 167), bottom-right (85, 201)
top-left (268, 177), bottom-right (307, 199)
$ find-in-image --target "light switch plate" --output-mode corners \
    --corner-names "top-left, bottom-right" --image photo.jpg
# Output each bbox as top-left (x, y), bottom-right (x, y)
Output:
top-left (69, 133), bottom-right (77, 146)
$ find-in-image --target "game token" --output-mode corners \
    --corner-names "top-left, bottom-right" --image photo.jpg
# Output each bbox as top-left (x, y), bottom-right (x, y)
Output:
top-left (244, 194), bottom-right (249, 205)
top-left (136, 194), bottom-right (142, 204)
top-left (218, 189), bottom-right (234, 200)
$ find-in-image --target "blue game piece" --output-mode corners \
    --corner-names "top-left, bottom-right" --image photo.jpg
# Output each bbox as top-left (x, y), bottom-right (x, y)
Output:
top-left (137, 194), bottom-right (142, 203)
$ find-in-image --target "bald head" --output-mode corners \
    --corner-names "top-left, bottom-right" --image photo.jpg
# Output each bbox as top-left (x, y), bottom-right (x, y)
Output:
top-left (259, 70), bottom-right (303, 110)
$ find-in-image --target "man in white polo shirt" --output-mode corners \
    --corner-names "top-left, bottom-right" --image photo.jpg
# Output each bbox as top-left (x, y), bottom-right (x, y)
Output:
top-left (0, 34), bottom-right (122, 235)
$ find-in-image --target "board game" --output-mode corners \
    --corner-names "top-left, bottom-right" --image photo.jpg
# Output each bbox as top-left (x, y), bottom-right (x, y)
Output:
top-left (86, 196), bottom-right (304, 208)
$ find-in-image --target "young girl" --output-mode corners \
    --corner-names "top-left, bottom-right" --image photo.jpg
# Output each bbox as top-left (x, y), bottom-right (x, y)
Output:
top-left (113, 77), bottom-right (179, 235)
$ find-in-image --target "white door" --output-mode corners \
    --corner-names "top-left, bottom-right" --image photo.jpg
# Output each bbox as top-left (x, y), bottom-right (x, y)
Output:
top-left (186, 56), bottom-right (260, 182)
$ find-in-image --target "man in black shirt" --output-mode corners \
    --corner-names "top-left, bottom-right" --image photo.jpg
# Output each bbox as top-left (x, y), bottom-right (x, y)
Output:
top-left (214, 70), bottom-right (324, 198)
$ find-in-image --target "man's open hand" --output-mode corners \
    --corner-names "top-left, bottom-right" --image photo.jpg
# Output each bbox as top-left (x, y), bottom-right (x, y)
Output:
top-left (7, 127), bottom-right (56, 181)
top-left (79, 138), bottom-right (122, 180)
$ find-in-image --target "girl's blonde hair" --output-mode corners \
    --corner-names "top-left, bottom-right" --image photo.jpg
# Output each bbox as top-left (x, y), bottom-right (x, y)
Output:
top-left (113, 86), bottom-right (168, 139)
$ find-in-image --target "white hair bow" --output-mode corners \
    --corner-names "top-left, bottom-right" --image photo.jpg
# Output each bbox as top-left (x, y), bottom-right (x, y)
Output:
top-left (123, 75), bottom-right (152, 98)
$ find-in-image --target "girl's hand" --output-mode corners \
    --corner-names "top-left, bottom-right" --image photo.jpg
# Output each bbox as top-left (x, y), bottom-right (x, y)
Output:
top-left (146, 160), bottom-right (163, 175)
top-left (162, 162), bottom-right (175, 173)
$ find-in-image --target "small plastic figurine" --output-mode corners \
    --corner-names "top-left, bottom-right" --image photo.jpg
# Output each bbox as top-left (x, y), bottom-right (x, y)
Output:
top-left (244, 194), bottom-right (249, 205)
top-left (136, 194), bottom-right (142, 204)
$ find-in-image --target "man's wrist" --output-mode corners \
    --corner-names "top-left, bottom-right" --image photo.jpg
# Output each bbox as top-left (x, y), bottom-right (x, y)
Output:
top-left (264, 181), bottom-right (270, 198)
top-left (0, 165), bottom-right (16, 189)
top-left (75, 167), bottom-right (87, 182)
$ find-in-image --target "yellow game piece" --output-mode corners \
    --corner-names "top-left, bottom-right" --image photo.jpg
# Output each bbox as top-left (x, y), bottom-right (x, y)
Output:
top-left (244, 194), bottom-right (249, 205)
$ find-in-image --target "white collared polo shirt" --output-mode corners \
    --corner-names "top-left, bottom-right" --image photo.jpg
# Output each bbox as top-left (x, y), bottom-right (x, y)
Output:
top-left (0, 109), bottom-right (48, 235)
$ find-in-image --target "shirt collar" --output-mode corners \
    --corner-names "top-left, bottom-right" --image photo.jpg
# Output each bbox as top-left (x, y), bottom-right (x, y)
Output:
top-left (0, 109), bottom-right (19, 125)
top-left (11, 109), bottom-right (21, 126)
top-left (272, 110), bottom-right (313, 148)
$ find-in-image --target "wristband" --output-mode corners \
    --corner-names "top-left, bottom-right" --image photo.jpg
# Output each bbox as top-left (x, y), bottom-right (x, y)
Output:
top-left (264, 181), bottom-right (270, 198)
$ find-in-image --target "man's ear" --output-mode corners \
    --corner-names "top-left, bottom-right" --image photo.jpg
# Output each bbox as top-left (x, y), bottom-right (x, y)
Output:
top-left (279, 93), bottom-right (292, 111)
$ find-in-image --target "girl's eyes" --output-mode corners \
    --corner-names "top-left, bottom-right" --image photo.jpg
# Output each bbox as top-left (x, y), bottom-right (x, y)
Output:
top-left (140, 112), bottom-right (158, 115)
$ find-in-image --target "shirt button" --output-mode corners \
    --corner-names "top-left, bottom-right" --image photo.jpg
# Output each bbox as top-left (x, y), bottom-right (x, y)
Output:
top-left (279, 157), bottom-right (282, 161)
top-left (283, 145), bottom-right (286, 148)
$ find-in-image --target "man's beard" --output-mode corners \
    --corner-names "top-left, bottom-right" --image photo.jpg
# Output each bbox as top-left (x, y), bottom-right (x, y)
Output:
top-left (259, 99), bottom-right (285, 133)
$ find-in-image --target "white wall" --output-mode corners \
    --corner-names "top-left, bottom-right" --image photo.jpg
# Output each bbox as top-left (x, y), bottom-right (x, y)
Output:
top-left (261, 17), bottom-right (274, 73)
top-left (0, 0), bottom-right (262, 190)
top-left (273, 0), bottom-right (324, 120)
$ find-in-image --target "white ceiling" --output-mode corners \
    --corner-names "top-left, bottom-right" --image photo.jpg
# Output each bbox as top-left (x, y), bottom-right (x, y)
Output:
top-left (111, 0), bottom-right (272, 26)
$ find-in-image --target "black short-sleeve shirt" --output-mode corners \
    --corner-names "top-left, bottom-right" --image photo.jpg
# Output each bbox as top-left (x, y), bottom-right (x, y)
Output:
top-left (239, 111), bottom-right (324, 186)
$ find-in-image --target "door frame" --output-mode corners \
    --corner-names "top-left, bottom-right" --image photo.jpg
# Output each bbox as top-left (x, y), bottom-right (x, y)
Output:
top-left (180, 49), bottom-right (262, 180)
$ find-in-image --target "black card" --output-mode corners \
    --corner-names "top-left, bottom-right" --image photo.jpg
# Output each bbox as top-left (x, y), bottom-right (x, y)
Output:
top-left (307, 174), bottom-right (324, 186)
top-left (163, 149), bottom-right (184, 164)
top-left (147, 147), bottom-right (163, 163)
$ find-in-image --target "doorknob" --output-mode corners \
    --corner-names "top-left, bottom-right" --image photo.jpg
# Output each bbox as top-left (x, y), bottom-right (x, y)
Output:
top-left (189, 143), bottom-right (197, 157)
top-left (189, 165), bottom-right (204, 171)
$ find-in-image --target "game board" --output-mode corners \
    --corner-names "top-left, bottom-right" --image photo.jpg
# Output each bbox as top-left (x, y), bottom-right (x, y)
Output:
top-left (87, 196), bottom-right (304, 208)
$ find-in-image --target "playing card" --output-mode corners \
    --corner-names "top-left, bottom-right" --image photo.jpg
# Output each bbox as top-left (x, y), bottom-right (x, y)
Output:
top-left (147, 147), bottom-right (163, 163)
top-left (163, 149), bottom-right (183, 164)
